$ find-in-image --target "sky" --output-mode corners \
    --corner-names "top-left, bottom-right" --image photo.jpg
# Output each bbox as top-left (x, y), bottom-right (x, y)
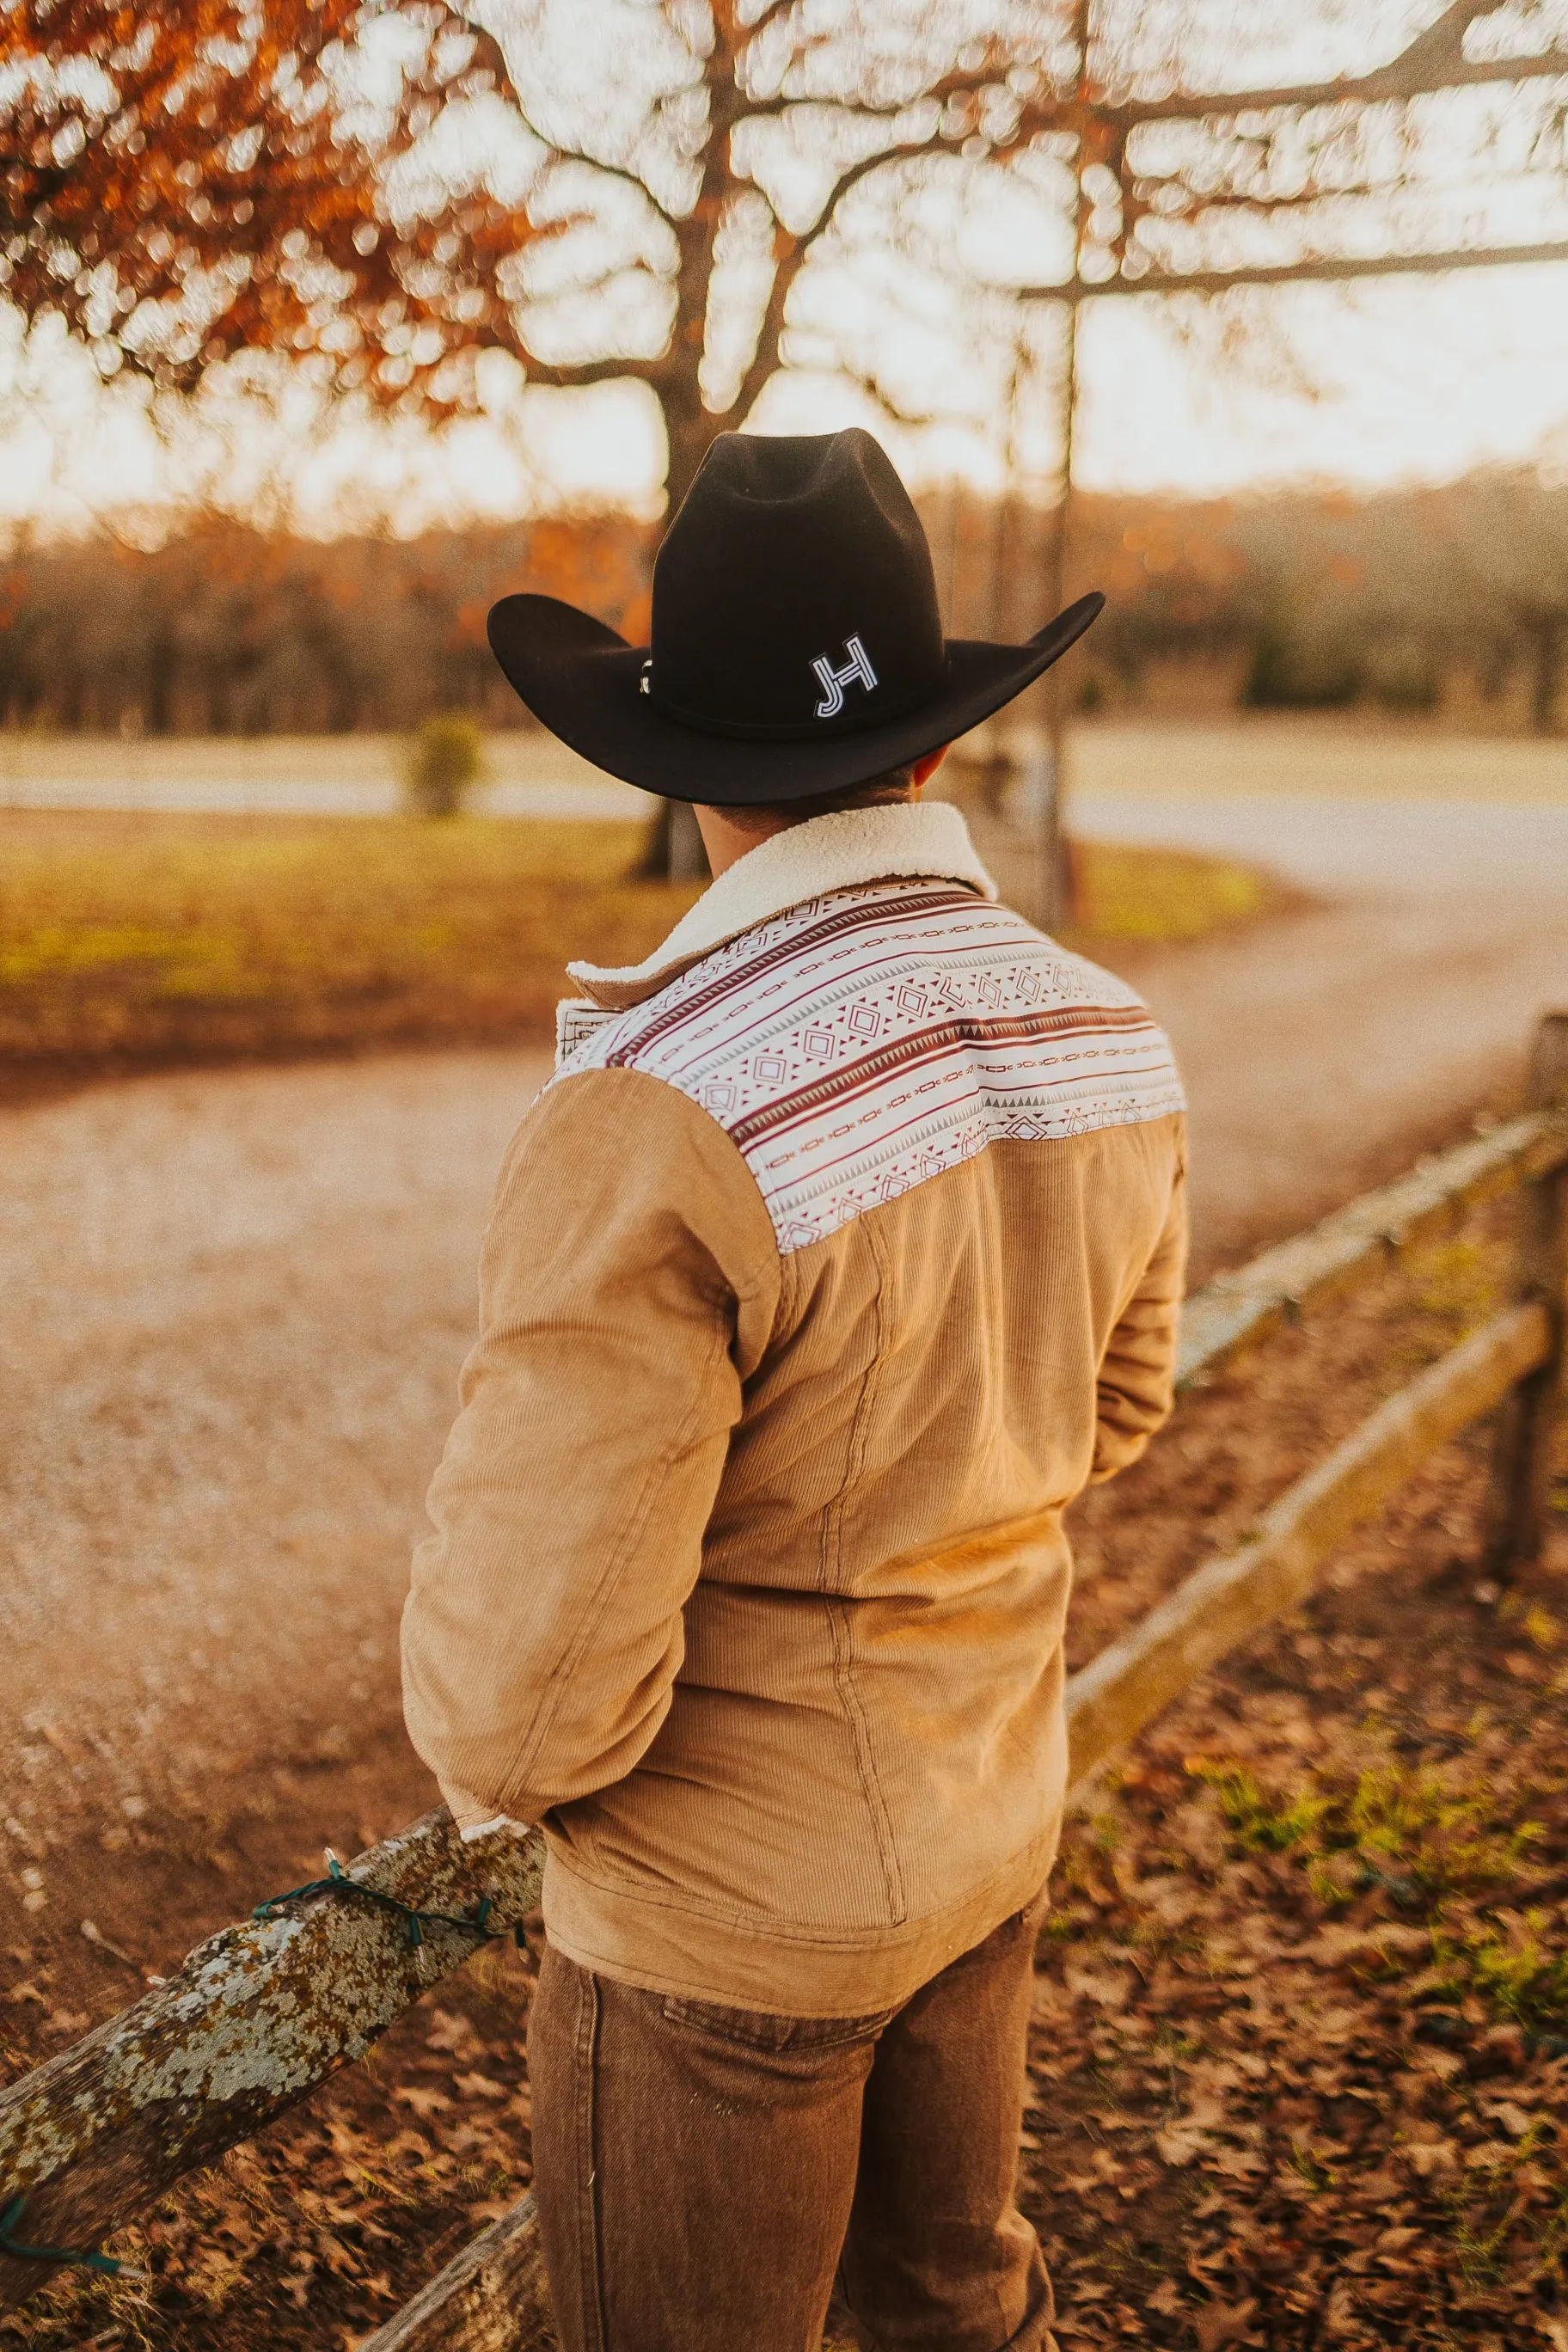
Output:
top-left (7, 0), bottom-right (1568, 537)
top-left (7, 259), bottom-right (1568, 541)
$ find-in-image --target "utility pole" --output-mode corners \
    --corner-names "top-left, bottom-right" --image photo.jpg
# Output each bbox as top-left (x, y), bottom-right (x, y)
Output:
top-left (1033, 292), bottom-right (1079, 931)
top-left (1030, 0), bottom-right (1089, 933)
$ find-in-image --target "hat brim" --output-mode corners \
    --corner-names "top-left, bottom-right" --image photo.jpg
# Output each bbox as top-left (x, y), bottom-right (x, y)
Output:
top-left (486, 591), bottom-right (1105, 806)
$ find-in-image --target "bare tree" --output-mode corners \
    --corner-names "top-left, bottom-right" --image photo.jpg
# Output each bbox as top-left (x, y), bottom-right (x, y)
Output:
top-left (1066, 0), bottom-right (1568, 304)
top-left (482, 0), bottom-right (1568, 511)
top-left (12, 1), bottom-right (1568, 906)
top-left (10, 3), bottom-right (1568, 507)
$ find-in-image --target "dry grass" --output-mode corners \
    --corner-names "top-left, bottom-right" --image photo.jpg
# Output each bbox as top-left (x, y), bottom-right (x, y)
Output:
top-left (0, 809), bottom-right (1277, 1087)
top-left (0, 811), bottom-right (692, 1081)
top-left (1069, 840), bottom-right (1274, 941)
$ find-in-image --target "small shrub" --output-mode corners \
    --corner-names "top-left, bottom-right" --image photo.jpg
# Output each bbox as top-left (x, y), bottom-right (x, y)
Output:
top-left (403, 714), bottom-right (485, 819)
top-left (1240, 616), bottom-right (1362, 709)
top-left (1434, 1915), bottom-right (1568, 2037)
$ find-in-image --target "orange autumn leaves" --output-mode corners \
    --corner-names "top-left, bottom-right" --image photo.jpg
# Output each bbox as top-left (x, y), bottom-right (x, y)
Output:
top-left (2, 0), bottom-right (531, 406)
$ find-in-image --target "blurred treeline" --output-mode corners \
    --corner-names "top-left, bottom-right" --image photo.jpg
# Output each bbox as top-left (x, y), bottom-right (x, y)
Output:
top-left (1066, 470), bottom-right (1568, 734)
top-left (3, 468), bottom-right (1566, 737)
top-left (944, 469), bottom-right (1568, 735)
top-left (0, 518), bottom-right (653, 737)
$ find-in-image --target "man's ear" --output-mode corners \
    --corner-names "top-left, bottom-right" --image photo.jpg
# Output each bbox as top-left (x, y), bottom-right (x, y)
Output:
top-left (911, 744), bottom-right (952, 790)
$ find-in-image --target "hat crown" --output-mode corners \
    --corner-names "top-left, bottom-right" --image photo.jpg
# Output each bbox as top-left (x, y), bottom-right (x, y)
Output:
top-left (648, 429), bottom-right (946, 740)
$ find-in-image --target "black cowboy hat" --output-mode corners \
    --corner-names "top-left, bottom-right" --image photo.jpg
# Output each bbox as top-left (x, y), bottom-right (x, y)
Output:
top-left (487, 427), bottom-right (1103, 806)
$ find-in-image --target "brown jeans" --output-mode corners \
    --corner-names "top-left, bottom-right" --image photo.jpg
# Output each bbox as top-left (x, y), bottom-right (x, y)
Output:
top-left (528, 1899), bottom-right (1054, 2352)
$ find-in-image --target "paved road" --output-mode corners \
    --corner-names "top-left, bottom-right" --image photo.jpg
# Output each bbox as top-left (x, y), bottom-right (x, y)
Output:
top-left (0, 729), bottom-right (647, 819)
top-left (2, 784), bottom-right (1563, 1897)
top-left (1070, 782), bottom-right (1568, 900)
top-left (7, 715), bottom-right (1567, 819)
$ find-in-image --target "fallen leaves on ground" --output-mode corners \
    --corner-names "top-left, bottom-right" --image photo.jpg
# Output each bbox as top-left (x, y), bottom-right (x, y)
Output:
top-left (1026, 1412), bottom-right (1568, 2347)
top-left (0, 1961), bottom-right (539, 2350)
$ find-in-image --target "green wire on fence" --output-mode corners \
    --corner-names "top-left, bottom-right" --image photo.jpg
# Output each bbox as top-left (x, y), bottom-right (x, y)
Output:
top-left (0, 1853), bottom-right (516, 2297)
top-left (252, 1850), bottom-right (513, 1949)
top-left (0, 2193), bottom-right (144, 2281)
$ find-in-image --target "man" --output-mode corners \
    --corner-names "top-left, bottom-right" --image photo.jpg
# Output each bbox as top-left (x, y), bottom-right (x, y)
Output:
top-left (402, 428), bottom-right (1186, 2351)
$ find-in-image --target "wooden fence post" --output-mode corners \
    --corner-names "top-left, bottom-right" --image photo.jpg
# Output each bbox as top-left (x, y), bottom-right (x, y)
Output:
top-left (1485, 1011), bottom-right (1568, 1577)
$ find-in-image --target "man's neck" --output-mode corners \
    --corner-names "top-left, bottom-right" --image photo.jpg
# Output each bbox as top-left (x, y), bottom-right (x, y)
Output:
top-left (692, 745), bottom-right (948, 878)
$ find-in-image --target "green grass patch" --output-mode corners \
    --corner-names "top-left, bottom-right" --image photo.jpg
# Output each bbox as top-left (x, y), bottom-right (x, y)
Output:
top-left (1434, 1916), bottom-right (1568, 2039)
top-left (0, 808), bottom-right (1279, 1081)
top-left (1189, 1753), bottom-right (1543, 1914)
top-left (0, 810), bottom-right (695, 1075)
top-left (1066, 839), bottom-right (1281, 942)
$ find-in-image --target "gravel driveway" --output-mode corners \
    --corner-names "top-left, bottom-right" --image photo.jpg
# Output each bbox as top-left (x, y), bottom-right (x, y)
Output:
top-left (1086, 786), bottom-right (1568, 1265)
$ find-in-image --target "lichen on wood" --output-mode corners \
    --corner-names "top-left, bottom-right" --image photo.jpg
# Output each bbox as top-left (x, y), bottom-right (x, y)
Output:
top-left (0, 1808), bottom-right (543, 2314)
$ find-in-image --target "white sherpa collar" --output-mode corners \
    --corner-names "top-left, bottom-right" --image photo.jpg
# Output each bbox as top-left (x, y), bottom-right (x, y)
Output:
top-left (567, 799), bottom-right (996, 1011)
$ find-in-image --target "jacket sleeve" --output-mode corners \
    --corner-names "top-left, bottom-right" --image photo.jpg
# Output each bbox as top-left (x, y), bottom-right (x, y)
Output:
top-left (401, 1065), bottom-right (780, 1833)
top-left (1091, 1138), bottom-right (1189, 1485)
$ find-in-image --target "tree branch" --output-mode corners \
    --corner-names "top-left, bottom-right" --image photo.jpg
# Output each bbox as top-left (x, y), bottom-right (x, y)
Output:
top-left (822, 358), bottom-right (926, 427)
top-left (458, 33), bottom-right (682, 228)
top-left (541, 148), bottom-right (682, 224)
top-left (515, 257), bottom-right (671, 301)
top-left (724, 122), bottom-right (1026, 420)
top-left (720, 103), bottom-right (1059, 406)
top-left (1131, 171), bottom-right (1506, 217)
top-left (1366, 0), bottom-right (1501, 89)
top-left (1106, 2), bottom-right (1568, 128)
top-left (1028, 235), bottom-right (1568, 300)
top-left (729, 224), bottom-right (809, 420)
top-left (743, 64), bottom-right (1068, 126)
top-left (814, 135), bottom-right (932, 222)
top-left (733, 0), bottom-right (797, 37)
top-left (516, 349), bottom-right (668, 386)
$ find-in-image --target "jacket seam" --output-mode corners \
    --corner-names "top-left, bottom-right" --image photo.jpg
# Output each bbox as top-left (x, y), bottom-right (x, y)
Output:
top-left (818, 1211), bottom-right (908, 1927)
top-left (546, 1064), bottom-right (781, 1319)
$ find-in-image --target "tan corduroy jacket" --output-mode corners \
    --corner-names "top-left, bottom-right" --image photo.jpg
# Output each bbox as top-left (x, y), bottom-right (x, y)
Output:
top-left (402, 801), bottom-right (1186, 2016)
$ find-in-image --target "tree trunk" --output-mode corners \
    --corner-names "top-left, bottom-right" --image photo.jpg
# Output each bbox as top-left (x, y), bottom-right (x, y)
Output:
top-left (662, 395), bottom-right (730, 524)
top-left (1528, 616), bottom-right (1565, 735)
top-left (145, 628), bottom-right (176, 736)
top-left (635, 360), bottom-right (732, 879)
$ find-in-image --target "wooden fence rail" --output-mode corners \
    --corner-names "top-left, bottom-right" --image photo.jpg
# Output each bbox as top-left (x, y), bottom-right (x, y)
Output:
top-left (1066, 1300), bottom-right (1551, 1783)
top-left (1174, 1101), bottom-right (1568, 1389)
top-left (3, 1014), bottom-right (1565, 2340)
top-left (0, 1816), bottom-right (543, 2316)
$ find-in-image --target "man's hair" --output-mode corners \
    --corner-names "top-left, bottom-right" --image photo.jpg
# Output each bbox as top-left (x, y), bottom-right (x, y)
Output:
top-left (719, 763), bottom-right (916, 836)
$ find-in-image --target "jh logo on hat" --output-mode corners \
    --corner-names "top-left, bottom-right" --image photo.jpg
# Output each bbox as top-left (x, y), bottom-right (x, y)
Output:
top-left (813, 636), bottom-right (879, 719)
top-left (487, 428), bottom-right (1103, 808)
